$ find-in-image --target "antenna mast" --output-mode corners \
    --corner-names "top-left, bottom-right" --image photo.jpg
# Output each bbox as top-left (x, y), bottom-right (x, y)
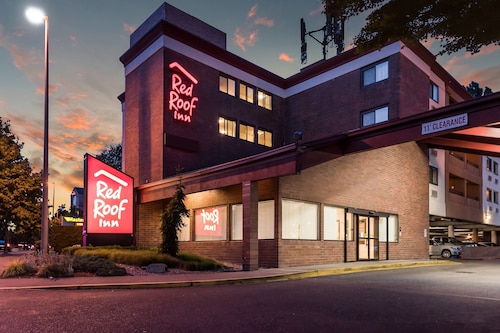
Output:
top-left (300, 10), bottom-right (345, 64)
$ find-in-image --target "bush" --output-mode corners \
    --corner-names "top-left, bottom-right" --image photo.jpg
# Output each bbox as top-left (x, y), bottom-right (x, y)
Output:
top-left (72, 255), bottom-right (127, 276)
top-left (2, 259), bottom-right (37, 278)
top-left (50, 225), bottom-right (83, 253)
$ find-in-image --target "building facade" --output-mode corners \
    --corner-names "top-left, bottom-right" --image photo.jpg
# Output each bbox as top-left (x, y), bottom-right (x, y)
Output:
top-left (119, 3), bottom-right (499, 269)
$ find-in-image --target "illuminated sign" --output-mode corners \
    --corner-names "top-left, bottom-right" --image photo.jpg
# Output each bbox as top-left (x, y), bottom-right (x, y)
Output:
top-left (195, 206), bottom-right (224, 237)
top-left (422, 113), bottom-right (468, 135)
top-left (168, 62), bottom-right (199, 123)
top-left (85, 154), bottom-right (133, 234)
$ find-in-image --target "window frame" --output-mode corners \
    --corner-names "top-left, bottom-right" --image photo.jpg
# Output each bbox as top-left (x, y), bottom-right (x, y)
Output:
top-left (239, 82), bottom-right (255, 104)
top-left (281, 199), bottom-right (319, 240)
top-left (257, 128), bottom-right (272, 147)
top-left (362, 60), bottom-right (389, 86)
top-left (239, 123), bottom-right (255, 143)
top-left (218, 116), bottom-right (236, 137)
top-left (219, 75), bottom-right (236, 96)
top-left (257, 90), bottom-right (272, 110)
top-left (361, 105), bottom-right (389, 127)
top-left (430, 82), bottom-right (439, 102)
top-left (429, 166), bottom-right (439, 185)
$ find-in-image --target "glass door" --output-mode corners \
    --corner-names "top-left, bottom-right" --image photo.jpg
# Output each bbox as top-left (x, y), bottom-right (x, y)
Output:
top-left (357, 215), bottom-right (379, 260)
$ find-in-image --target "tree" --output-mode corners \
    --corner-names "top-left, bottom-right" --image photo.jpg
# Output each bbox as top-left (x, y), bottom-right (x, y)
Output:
top-left (160, 176), bottom-right (189, 257)
top-left (466, 81), bottom-right (493, 98)
top-left (323, 0), bottom-right (500, 55)
top-left (95, 143), bottom-right (122, 170)
top-left (0, 118), bottom-right (42, 252)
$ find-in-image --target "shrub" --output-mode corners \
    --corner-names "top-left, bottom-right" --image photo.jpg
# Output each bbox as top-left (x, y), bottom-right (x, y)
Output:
top-left (2, 259), bottom-right (37, 278)
top-left (50, 225), bottom-right (83, 253)
top-left (72, 255), bottom-right (126, 276)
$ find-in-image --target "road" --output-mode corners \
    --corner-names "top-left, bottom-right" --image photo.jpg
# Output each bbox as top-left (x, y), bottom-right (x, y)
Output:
top-left (1, 260), bottom-right (499, 332)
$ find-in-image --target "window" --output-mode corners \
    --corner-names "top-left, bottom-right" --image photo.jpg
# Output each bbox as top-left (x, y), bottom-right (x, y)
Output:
top-left (239, 82), bottom-right (255, 103)
top-left (486, 158), bottom-right (492, 171)
top-left (178, 215), bottom-right (191, 241)
top-left (219, 75), bottom-right (235, 96)
top-left (282, 199), bottom-right (318, 240)
top-left (239, 123), bottom-right (255, 143)
top-left (362, 60), bottom-right (389, 86)
top-left (430, 82), bottom-right (439, 102)
top-left (362, 106), bottom-right (388, 127)
top-left (494, 161), bottom-right (499, 175)
top-left (257, 129), bottom-right (272, 147)
top-left (324, 206), bottom-right (353, 241)
top-left (494, 191), bottom-right (499, 204)
top-left (218, 117), bottom-right (236, 137)
top-left (194, 206), bottom-right (227, 241)
top-left (379, 215), bottom-right (399, 242)
top-left (257, 90), bottom-right (272, 110)
top-left (486, 188), bottom-right (492, 202)
top-left (429, 166), bottom-right (438, 185)
top-left (230, 201), bottom-right (275, 240)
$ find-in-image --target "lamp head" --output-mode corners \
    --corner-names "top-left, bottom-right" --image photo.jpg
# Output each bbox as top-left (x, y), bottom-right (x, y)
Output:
top-left (25, 7), bottom-right (46, 24)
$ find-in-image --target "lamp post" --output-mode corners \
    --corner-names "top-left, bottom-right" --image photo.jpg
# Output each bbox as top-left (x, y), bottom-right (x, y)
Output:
top-left (26, 7), bottom-right (49, 254)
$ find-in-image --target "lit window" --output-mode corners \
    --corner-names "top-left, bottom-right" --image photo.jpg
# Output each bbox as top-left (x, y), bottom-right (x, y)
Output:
top-left (219, 75), bottom-right (235, 96)
top-left (231, 200), bottom-right (275, 240)
top-left (239, 123), bottom-right (255, 143)
top-left (486, 158), bottom-right (492, 171)
top-left (430, 82), bottom-right (439, 102)
top-left (258, 90), bottom-right (272, 110)
top-left (239, 82), bottom-right (255, 103)
top-left (379, 215), bottom-right (399, 242)
top-left (218, 117), bottom-right (236, 137)
top-left (258, 129), bottom-right (272, 147)
top-left (362, 61), bottom-right (388, 86)
top-left (362, 106), bottom-right (388, 127)
top-left (429, 166), bottom-right (438, 185)
top-left (282, 199), bottom-right (318, 240)
top-left (486, 188), bottom-right (492, 202)
top-left (324, 206), bottom-right (353, 241)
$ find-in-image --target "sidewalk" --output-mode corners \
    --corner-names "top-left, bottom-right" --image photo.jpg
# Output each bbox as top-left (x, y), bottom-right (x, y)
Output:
top-left (0, 257), bottom-right (458, 291)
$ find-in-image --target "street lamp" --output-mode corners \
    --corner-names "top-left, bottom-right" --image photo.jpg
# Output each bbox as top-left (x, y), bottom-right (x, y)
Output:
top-left (26, 7), bottom-right (49, 254)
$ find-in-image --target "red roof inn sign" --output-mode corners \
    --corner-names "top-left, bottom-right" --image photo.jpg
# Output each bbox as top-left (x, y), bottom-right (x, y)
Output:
top-left (168, 61), bottom-right (199, 123)
top-left (422, 113), bottom-right (468, 135)
top-left (84, 154), bottom-right (134, 235)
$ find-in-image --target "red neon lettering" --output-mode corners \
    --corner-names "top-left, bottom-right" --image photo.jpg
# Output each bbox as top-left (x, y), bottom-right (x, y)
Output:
top-left (168, 63), bottom-right (199, 123)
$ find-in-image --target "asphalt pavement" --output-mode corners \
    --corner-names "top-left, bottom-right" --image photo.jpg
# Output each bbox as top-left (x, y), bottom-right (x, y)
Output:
top-left (0, 249), bottom-right (458, 290)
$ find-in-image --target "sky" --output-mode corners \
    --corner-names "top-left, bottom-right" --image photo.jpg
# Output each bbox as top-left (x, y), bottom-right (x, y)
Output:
top-left (1, 0), bottom-right (499, 212)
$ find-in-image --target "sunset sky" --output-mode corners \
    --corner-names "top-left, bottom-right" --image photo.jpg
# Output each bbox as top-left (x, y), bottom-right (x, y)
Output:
top-left (1, 0), bottom-right (499, 211)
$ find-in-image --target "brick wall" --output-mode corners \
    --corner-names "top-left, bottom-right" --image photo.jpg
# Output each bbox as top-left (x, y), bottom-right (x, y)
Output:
top-left (278, 142), bottom-right (430, 266)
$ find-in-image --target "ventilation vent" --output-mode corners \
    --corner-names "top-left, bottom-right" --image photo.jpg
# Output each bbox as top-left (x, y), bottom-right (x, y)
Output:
top-left (431, 149), bottom-right (438, 157)
top-left (431, 190), bottom-right (438, 198)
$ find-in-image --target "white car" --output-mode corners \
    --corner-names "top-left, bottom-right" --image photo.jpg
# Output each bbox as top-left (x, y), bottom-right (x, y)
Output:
top-left (429, 240), bottom-right (461, 259)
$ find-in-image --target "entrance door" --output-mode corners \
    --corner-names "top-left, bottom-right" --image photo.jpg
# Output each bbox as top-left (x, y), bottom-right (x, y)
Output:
top-left (357, 215), bottom-right (379, 260)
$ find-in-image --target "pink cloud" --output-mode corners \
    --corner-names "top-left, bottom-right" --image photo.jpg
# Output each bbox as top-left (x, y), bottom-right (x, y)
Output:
top-left (255, 17), bottom-right (274, 27)
top-left (248, 5), bottom-right (258, 18)
top-left (279, 53), bottom-right (294, 63)
top-left (56, 109), bottom-right (96, 130)
top-left (233, 28), bottom-right (258, 52)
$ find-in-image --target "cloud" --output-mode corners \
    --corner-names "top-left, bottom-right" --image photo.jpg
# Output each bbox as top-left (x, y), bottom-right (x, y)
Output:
top-left (233, 5), bottom-right (275, 52)
top-left (254, 17), bottom-right (274, 27)
top-left (279, 53), bottom-right (294, 63)
top-left (233, 28), bottom-right (258, 52)
top-left (0, 25), bottom-right (37, 76)
top-left (248, 5), bottom-right (258, 18)
top-left (123, 23), bottom-right (136, 34)
top-left (56, 108), bottom-right (96, 130)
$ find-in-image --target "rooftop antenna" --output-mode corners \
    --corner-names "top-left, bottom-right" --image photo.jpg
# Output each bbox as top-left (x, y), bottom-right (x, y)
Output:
top-left (300, 10), bottom-right (344, 64)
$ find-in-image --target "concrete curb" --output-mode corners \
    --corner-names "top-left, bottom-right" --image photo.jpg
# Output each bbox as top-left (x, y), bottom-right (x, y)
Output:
top-left (0, 260), bottom-right (458, 291)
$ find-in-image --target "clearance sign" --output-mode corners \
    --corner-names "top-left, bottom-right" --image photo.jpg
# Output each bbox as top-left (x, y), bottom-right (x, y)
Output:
top-left (84, 154), bottom-right (133, 234)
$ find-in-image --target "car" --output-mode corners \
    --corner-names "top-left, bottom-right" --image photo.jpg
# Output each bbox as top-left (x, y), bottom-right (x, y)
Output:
top-left (477, 242), bottom-right (498, 247)
top-left (0, 240), bottom-right (11, 252)
top-left (429, 239), bottom-right (461, 259)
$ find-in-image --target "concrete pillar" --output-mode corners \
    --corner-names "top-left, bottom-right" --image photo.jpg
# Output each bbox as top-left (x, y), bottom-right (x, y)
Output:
top-left (447, 225), bottom-right (455, 238)
top-left (492, 230), bottom-right (497, 244)
top-left (242, 180), bottom-right (259, 271)
top-left (472, 228), bottom-right (478, 242)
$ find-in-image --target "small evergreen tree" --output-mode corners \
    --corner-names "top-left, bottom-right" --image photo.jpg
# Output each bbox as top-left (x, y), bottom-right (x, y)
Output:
top-left (160, 176), bottom-right (189, 256)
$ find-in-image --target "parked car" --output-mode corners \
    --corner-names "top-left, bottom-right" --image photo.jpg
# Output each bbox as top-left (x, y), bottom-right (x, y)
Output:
top-left (429, 239), bottom-right (461, 259)
top-left (477, 242), bottom-right (498, 247)
top-left (431, 236), bottom-right (461, 245)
